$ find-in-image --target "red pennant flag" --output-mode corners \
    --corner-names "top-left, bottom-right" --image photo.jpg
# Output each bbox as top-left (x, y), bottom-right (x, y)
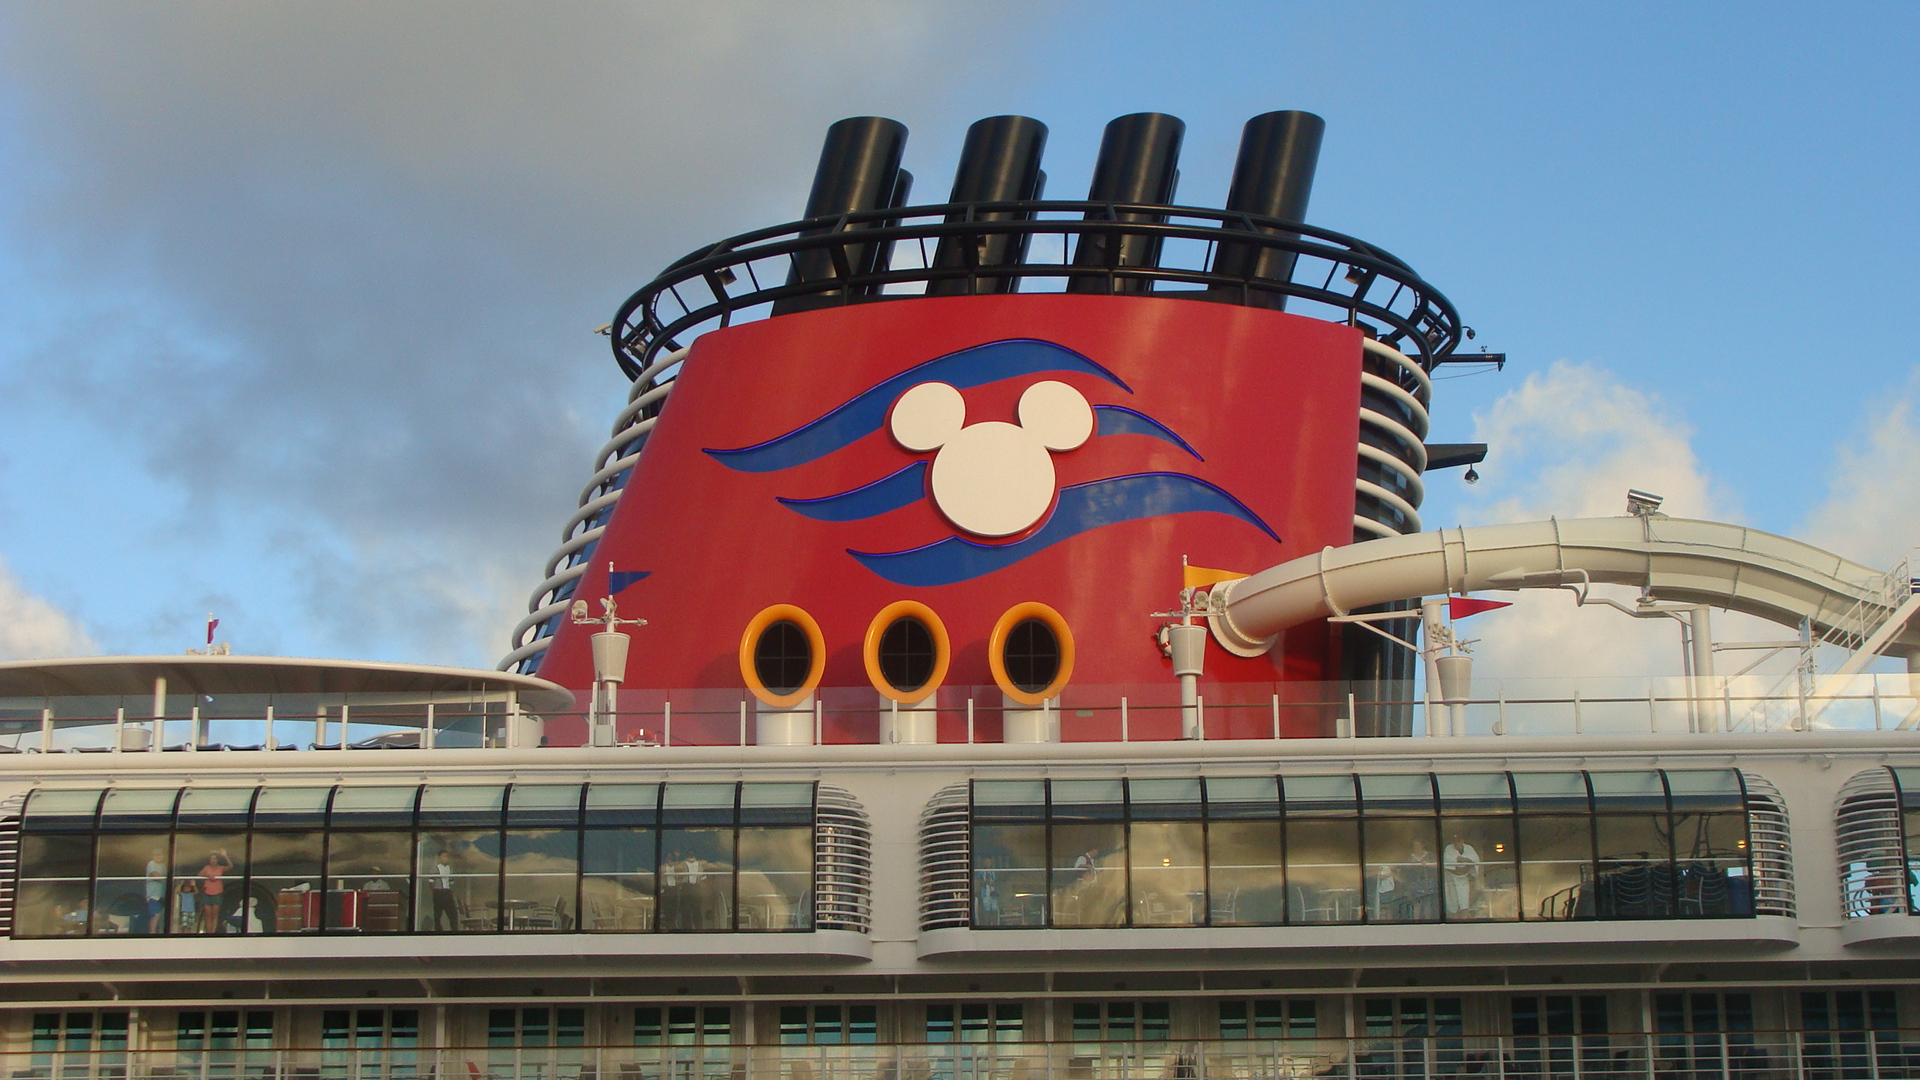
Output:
top-left (1448, 596), bottom-right (1512, 620)
top-left (206, 616), bottom-right (219, 645)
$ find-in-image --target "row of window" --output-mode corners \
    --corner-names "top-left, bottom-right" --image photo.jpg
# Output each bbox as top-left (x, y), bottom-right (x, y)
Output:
top-left (0, 768), bottom-right (1800, 940)
top-left (950, 770), bottom-right (1768, 929)
top-left (745, 601), bottom-right (1069, 706)
top-left (11, 782), bottom-right (845, 938)
top-left (24, 992), bottom-right (1905, 1052)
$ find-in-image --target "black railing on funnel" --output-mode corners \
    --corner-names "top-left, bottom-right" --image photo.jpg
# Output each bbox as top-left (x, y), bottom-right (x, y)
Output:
top-left (608, 199), bottom-right (1464, 381)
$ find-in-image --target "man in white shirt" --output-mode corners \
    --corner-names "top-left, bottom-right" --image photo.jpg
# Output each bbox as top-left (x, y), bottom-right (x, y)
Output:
top-left (429, 851), bottom-right (457, 932)
top-left (1443, 831), bottom-right (1482, 915)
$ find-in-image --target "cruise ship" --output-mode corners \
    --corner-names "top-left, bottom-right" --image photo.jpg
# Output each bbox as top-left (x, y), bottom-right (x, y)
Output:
top-left (2, 111), bottom-right (1918, 1080)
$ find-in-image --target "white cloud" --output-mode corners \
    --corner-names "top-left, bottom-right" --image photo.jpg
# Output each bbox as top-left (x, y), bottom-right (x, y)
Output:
top-left (0, 2), bottom-right (1007, 667)
top-left (1801, 368), bottom-right (1920, 571)
top-left (1445, 361), bottom-right (1750, 683)
top-left (0, 555), bottom-right (94, 661)
top-left (1436, 361), bottom-right (1920, 698)
top-left (1463, 359), bottom-right (1728, 524)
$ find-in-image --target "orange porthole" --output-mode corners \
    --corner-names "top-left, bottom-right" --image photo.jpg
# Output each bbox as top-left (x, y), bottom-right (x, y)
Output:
top-left (863, 601), bottom-right (952, 703)
top-left (739, 604), bottom-right (827, 708)
top-left (988, 602), bottom-right (1074, 706)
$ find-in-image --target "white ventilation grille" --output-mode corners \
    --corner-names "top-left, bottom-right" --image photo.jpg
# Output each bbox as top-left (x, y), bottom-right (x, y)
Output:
top-left (0, 792), bottom-right (22, 937)
top-left (1353, 338), bottom-right (1431, 539)
top-left (502, 347), bottom-right (689, 671)
top-left (920, 782), bottom-right (971, 930)
top-left (815, 784), bottom-right (871, 932)
top-left (1741, 772), bottom-right (1795, 917)
top-left (1835, 767), bottom-right (1907, 917)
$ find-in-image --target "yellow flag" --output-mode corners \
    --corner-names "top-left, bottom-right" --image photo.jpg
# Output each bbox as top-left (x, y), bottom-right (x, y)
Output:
top-left (1183, 563), bottom-right (1251, 590)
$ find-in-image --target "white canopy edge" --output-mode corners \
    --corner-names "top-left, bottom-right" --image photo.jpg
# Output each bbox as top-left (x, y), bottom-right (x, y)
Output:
top-left (1219, 515), bottom-right (1920, 664)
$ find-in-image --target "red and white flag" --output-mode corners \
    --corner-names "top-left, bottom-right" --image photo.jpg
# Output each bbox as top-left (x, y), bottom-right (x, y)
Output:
top-left (206, 614), bottom-right (220, 645)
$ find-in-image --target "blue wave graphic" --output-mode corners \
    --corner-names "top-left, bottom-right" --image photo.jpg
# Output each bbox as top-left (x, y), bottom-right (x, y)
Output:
top-left (706, 339), bottom-right (1130, 473)
top-left (848, 473), bottom-right (1279, 587)
top-left (776, 409), bottom-right (1200, 524)
top-left (1093, 405), bottom-right (1202, 459)
top-left (777, 461), bottom-right (927, 521)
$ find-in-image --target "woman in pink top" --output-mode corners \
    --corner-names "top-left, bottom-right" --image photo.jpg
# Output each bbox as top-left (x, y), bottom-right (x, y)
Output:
top-left (199, 849), bottom-right (232, 934)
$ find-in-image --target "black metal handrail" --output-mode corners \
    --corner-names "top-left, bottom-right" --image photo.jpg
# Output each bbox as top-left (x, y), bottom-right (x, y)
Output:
top-left (608, 200), bottom-right (1463, 380)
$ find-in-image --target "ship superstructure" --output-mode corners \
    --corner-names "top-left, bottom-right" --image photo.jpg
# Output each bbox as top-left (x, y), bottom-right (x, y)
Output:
top-left (0, 112), bottom-right (1916, 1080)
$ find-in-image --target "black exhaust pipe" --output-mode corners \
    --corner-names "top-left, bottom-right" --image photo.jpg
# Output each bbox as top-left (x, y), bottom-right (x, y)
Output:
top-left (928, 115), bottom-right (1049, 296)
top-left (775, 116), bottom-right (909, 315)
top-left (1068, 113), bottom-right (1185, 295)
top-left (1211, 110), bottom-right (1324, 309)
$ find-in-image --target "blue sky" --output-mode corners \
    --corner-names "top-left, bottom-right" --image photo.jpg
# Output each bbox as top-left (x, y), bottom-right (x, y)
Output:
top-left (0, 2), bottom-right (1914, 670)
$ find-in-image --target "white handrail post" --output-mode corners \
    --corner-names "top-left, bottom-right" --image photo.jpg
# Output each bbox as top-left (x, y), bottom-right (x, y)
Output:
top-left (1120, 696), bottom-right (1129, 743)
top-left (740, 699), bottom-right (748, 746)
top-left (967, 697), bottom-right (975, 744)
top-left (664, 700), bottom-right (673, 747)
top-left (1196, 694), bottom-right (1206, 741)
top-left (39, 707), bottom-right (50, 753)
top-left (338, 703), bottom-right (350, 749)
top-left (266, 704), bottom-right (278, 751)
top-left (1272, 693), bottom-right (1280, 740)
top-left (113, 706), bottom-right (124, 753)
top-left (418, 702), bottom-right (429, 750)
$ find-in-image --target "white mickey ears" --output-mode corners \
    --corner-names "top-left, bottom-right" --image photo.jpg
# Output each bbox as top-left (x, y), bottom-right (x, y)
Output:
top-left (1017, 380), bottom-right (1095, 452)
top-left (890, 381), bottom-right (967, 452)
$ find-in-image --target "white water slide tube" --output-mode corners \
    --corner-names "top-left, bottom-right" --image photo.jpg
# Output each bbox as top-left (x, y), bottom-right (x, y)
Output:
top-left (1217, 516), bottom-right (1920, 673)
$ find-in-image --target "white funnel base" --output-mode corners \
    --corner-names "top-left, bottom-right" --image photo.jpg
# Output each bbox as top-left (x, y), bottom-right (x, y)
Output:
top-left (756, 697), bottom-right (815, 746)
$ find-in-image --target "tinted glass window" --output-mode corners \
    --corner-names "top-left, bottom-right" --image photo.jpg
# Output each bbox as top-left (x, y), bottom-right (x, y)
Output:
top-left (1003, 618), bottom-right (1060, 693)
top-left (878, 616), bottom-right (936, 692)
top-left (755, 620), bottom-right (812, 694)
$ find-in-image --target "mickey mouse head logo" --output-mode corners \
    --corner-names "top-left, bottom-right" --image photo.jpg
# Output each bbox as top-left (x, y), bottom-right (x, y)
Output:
top-left (889, 380), bottom-right (1095, 537)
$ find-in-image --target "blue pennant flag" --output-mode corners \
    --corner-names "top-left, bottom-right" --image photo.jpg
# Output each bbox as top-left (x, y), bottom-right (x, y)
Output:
top-left (608, 570), bottom-right (651, 594)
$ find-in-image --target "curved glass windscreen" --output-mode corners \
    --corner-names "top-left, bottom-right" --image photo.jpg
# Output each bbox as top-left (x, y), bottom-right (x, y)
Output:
top-left (13, 781), bottom-right (819, 939)
top-left (968, 770), bottom-right (1754, 929)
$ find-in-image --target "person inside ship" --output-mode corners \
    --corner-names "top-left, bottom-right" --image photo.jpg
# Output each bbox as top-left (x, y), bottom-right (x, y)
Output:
top-left (428, 850), bottom-right (458, 932)
top-left (679, 854), bottom-right (723, 929)
top-left (660, 849), bottom-right (686, 928)
top-left (1402, 838), bottom-right (1439, 920)
top-left (144, 848), bottom-right (167, 934)
top-left (1369, 862), bottom-right (1398, 919)
top-left (1443, 831), bottom-right (1482, 915)
top-left (56, 898), bottom-right (88, 934)
top-left (198, 849), bottom-right (232, 934)
top-left (175, 880), bottom-right (198, 932)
